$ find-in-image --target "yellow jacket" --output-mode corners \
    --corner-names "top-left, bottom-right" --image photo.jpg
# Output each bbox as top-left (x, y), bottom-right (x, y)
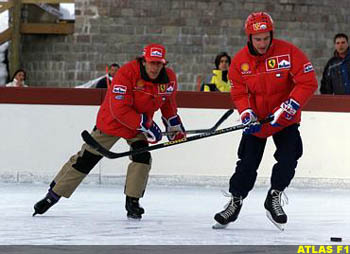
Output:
top-left (203, 70), bottom-right (230, 92)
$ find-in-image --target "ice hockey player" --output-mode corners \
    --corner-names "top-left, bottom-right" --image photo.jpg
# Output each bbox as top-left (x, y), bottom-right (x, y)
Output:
top-left (213, 12), bottom-right (317, 230)
top-left (33, 43), bottom-right (186, 220)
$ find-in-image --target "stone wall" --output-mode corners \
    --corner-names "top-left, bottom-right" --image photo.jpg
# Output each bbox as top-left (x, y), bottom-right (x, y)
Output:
top-left (20, 0), bottom-right (350, 91)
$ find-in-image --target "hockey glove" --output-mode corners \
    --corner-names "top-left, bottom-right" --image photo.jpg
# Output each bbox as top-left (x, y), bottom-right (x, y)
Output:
top-left (138, 114), bottom-right (162, 144)
top-left (162, 115), bottom-right (186, 141)
top-left (270, 98), bottom-right (300, 127)
top-left (240, 109), bottom-right (261, 134)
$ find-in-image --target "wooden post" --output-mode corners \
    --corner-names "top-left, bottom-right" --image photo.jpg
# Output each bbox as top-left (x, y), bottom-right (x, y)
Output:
top-left (10, 0), bottom-right (22, 78)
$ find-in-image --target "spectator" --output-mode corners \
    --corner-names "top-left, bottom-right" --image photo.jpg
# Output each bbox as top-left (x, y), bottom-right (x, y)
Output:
top-left (96, 63), bottom-right (120, 89)
top-left (6, 69), bottom-right (27, 87)
top-left (201, 52), bottom-right (231, 92)
top-left (320, 33), bottom-right (350, 94)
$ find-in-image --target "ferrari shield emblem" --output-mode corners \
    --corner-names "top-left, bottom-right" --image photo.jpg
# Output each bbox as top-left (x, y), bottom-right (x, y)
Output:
top-left (159, 84), bottom-right (167, 93)
top-left (268, 59), bottom-right (276, 69)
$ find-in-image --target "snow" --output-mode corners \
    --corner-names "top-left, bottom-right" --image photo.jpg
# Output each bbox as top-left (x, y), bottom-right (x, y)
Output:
top-left (59, 4), bottom-right (74, 20)
top-left (0, 10), bottom-right (7, 33)
top-left (0, 183), bottom-right (348, 245)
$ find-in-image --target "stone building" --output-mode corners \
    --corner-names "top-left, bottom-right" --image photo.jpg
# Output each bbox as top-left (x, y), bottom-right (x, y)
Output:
top-left (19, 0), bottom-right (350, 91)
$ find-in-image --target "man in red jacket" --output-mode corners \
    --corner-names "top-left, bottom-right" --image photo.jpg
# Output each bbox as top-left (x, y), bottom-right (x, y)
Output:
top-left (213, 12), bottom-right (317, 230)
top-left (33, 43), bottom-right (186, 220)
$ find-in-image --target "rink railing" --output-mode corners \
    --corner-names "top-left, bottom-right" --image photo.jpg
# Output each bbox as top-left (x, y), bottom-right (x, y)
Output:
top-left (1, 87), bottom-right (350, 187)
top-left (1, 87), bottom-right (350, 112)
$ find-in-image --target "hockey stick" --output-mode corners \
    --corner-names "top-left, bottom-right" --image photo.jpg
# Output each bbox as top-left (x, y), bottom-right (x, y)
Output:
top-left (106, 65), bottom-right (111, 88)
top-left (162, 108), bottom-right (234, 135)
top-left (81, 115), bottom-right (273, 159)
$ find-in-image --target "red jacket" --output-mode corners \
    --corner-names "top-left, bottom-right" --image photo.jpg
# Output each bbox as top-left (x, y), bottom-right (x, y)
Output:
top-left (229, 39), bottom-right (318, 138)
top-left (96, 59), bottom-right (178, 139)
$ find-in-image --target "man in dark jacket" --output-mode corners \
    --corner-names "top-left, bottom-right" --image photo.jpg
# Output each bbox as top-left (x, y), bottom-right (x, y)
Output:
top-left (320, 33), bottom-right (350, 95)
top-left (95, 63), bottom-right (120, 88)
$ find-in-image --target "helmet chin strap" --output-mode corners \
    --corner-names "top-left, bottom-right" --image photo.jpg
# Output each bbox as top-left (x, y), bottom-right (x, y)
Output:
top-left (247, 31), bottom-right (274, 56)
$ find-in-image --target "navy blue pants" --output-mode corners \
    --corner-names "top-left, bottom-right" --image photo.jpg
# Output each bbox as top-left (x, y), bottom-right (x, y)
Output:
top-left (229, 124), bottom-right (303, 199)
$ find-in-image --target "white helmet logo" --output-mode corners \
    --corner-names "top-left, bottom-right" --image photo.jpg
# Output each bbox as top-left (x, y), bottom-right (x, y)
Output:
top-left (151, 48), bottom-right (163, 57)
top-left (253, 22), bottom-right (268, 31)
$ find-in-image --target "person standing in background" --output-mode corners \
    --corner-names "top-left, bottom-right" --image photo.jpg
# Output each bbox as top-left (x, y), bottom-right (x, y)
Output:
top-left (6, 69), bottom-right (27, 87)
top-left (320, 33), bottom-right (350, 94)
top-left (96, 63), bottom-right (120, 88)
top-left (201, 52), bottom-right (231, 92)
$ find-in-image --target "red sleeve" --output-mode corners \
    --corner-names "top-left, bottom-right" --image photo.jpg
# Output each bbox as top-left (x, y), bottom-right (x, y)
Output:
top-left (107, 63), bottom-right (141, 130)
top-left (160, 69), bottom-right (178, 119)
top-left (229, 53), bottom-right (257, 114)
top-left (289, 45), bottom-right (318, 107)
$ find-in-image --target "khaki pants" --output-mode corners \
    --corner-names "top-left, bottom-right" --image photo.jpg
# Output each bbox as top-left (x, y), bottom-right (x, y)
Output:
top-left (52, 128), bottom-right (151, 199)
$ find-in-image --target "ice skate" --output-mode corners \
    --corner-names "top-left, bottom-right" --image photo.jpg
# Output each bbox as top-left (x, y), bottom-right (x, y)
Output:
top-left (264, 189), bottom-right (288, 231)
top-left (125, 196), bottom-right (144, 220)
top-left (212, 192), bottom-right (243, 229)
top-left (33, 190), bottom-right (60, 216)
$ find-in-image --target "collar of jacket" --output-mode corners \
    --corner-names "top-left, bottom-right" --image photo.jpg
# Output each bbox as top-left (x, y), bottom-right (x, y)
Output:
top-left (334, 47), bottom-right (350, 59)
top-left (247, 39), bottom-right (275, 62)
top-left (139, 60), bottom-right (170, 84)
top-left (212, 69), bottom-right (228, 82)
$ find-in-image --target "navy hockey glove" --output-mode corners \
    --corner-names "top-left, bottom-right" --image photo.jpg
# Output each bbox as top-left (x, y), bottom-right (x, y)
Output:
top-left (240, 109), bottom-right (261, 134)
top-left (270, 98), bottom-right (300, 127)
top-left (138, 114), bottom-right (162, 144)
top-left (162, 115), bottom-right (186, 141)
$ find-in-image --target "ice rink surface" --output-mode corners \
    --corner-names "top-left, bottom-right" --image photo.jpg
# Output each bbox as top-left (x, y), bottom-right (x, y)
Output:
top-left (0, 183), bottom-right (349, 245)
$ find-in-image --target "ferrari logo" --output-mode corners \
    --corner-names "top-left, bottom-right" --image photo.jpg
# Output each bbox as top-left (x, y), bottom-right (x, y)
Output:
top-left (159, 84), bottom-right (166, 93)
top-left (268, 59), bottom-right (276, 68)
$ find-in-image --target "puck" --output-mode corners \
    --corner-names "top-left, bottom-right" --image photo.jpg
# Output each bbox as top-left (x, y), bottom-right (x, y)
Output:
top-left (330, 237), bottom-right (342, 242)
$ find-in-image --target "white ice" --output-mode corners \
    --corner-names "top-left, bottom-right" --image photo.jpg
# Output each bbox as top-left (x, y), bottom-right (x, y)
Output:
top-left (0, 183), bottom-right (349, 245)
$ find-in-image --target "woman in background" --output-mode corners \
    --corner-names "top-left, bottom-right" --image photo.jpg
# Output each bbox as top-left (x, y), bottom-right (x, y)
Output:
top-left (201, 52), bottom-right (231, 92)
top-left (6, 69), bottom-right (27, 87)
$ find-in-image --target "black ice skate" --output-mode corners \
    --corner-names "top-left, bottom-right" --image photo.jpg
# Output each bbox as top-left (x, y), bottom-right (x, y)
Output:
top-left (264, 189), bottom-right (288, 231)
top-left (125, 196), bottom-right (145, 220)
top-left (33, 190), bottom-right (60, 216)
top-left (212, 193), bottom-right (243, 229)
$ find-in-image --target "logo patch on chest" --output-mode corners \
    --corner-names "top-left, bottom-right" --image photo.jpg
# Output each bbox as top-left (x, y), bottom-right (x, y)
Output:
top-left (158, 81), bottom-right (175, 95)
top-left (135, 80), bottom-right (145, 90)
top-left (268, 59), bottom-right (277, 69)
top-left (112, 85), bottom-right (127, 94)
top-left (266, 54), bottom-right (291, 71)
top-left (159, 84), bottom-right (167, 93)
top-left (240, 63), bottom-right (251, 74)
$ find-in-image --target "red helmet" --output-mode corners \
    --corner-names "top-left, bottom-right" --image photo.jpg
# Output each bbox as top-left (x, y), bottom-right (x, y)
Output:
top-left (244, 12), bottom-right (274, 36)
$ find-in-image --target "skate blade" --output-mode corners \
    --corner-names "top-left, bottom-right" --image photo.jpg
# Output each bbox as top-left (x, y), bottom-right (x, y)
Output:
top-left (212, 222), bottom-right (228, 229)
top-left (127, 216), bottom-right (142, 221)
top-left (266, 211), bottom-right (285, 231)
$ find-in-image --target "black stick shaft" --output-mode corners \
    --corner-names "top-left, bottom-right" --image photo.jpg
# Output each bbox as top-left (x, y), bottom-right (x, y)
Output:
top-left (81, 115), bottom-right (273, 159)
top-left (162, 109), bottom-right (234, 135)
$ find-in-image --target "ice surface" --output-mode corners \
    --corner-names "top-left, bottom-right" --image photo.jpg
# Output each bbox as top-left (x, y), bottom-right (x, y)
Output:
top-left (0, 183), bottom-right (348, 245)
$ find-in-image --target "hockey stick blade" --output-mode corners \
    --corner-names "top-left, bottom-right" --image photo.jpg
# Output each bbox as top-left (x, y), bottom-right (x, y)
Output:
top-left (209, 108), bottom-right (234, 132)
top-left (162, 109), bottom-right (234, 135)
top-left (81, 115), bottom-right (273, 159)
